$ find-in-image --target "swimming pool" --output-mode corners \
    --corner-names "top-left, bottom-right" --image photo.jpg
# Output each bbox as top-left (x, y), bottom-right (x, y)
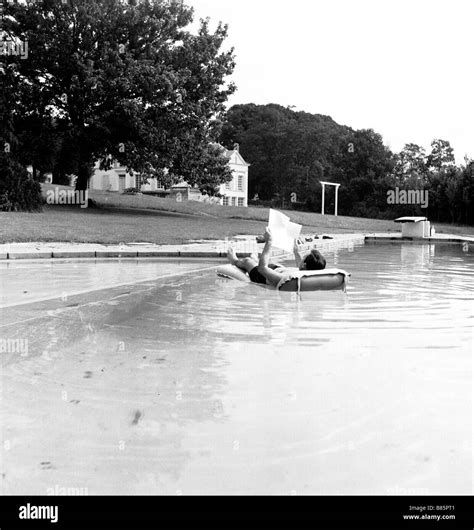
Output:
top-left (0, 243), bottom-right (472, 495)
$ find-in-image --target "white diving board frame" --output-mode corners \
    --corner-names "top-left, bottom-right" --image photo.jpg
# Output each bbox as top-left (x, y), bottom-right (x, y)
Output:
top-left (320, 181), bottom-right (341, 216)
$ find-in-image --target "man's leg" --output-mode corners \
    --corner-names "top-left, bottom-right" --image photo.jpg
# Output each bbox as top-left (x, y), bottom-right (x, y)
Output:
top-left (227, 247), bottom-right (258, 273)
top-left (258, 265), bottom-right (284, 287)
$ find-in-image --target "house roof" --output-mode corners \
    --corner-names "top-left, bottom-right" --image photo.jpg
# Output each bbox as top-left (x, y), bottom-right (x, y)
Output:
top-left (211, 143), bottom-right (250, 167)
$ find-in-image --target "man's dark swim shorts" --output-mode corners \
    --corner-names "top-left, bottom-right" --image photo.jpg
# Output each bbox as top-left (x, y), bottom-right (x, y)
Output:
top-left (249, 264), bottom-right (279, 285)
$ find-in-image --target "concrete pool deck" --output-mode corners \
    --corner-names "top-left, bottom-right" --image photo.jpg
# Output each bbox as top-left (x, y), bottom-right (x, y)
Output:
top-left (0, 232), bottom-right (473, 261)
top-left (366, 232), bottom-right (474, 244)
top-left (0, 233), bottom-right (365, 261)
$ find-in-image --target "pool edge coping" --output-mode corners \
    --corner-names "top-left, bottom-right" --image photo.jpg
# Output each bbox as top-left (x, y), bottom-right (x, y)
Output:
top-left (0, 232), bottom-right (473, 261)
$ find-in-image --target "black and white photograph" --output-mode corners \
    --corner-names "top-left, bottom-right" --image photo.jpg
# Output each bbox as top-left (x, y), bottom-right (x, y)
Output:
top-left (0, 0), bottom-right (473, 526)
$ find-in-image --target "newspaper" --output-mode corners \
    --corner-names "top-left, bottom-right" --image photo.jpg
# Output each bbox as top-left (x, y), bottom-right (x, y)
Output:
top-left (268, 209), bottom-right (302, 252)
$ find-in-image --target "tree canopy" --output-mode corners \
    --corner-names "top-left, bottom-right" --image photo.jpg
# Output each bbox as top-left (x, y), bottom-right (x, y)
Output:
top-left (220, 104), bottom-right (395, 215)
top-left (220, 104), bottom-right (473, 224)
top-left (1, 2), bottom-right (471, 222)
top-left (2, 0), bottom-right (235, 191)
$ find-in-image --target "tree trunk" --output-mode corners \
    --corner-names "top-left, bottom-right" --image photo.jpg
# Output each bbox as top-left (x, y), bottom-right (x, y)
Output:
top-left (75, 161), bottom-right (90, 191)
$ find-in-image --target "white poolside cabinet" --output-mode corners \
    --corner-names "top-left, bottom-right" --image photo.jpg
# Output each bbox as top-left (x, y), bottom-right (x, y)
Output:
top-left (394, 217), bottom-right (431, 238)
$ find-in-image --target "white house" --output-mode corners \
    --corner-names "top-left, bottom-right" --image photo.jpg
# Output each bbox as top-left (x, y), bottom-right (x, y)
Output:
top-left (88, 144), bottom-right (250, 207)
top-left (219, 144), bottom-right (249, 207)
top-left (89, 162), bottom-right (141, 193)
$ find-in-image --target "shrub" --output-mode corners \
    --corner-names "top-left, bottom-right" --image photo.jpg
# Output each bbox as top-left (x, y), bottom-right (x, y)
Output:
top-left (142, 191), bottom-right (170, 198)
top-left (0, 155), bottom-right (43, 212)
top-left (122, 188), bottom-right (140, 195)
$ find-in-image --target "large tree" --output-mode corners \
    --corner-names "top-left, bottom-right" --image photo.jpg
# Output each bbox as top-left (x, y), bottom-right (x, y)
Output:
top-left (391, 143), bottom-right (428, 182)
top-left (3, 0), bottom-right (235, 191)
top-left (426, 139), bottom-right (456, 171)
top-left (221, 104), bottom-right (395, 215)
top-left (221, 103), bottom-right (354, 207)
top-left (1, 55), bottom-right (43, 211)
top-left (335, 129), bottom-right (395, 217)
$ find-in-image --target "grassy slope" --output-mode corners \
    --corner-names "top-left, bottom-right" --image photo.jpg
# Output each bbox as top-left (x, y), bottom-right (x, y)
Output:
top-left (0, 185), bottom-right (472, 245)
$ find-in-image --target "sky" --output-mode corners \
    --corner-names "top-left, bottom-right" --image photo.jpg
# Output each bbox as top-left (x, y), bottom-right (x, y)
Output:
top-left (189, 0), bottom-right (473, 163)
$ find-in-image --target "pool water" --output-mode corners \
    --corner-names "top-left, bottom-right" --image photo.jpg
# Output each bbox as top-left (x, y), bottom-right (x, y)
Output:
top-left (0, 258), bottom-right (218, 308)
top-left (0, 243), bottom-right (472, 495)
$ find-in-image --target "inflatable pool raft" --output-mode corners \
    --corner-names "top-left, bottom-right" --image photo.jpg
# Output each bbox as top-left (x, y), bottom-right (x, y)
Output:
top-left (217, 265), bottom-right (350, 292)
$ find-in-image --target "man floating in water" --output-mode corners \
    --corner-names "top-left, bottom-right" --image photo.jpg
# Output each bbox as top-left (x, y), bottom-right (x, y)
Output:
top-left (227, 227), bottom-right (326, 288)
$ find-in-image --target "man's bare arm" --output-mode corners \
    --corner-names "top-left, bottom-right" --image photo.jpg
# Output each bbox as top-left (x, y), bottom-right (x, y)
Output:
top-left (258, 228), bottom-right (284, 287)
top-left (293, 239), bottom-right (304, 269)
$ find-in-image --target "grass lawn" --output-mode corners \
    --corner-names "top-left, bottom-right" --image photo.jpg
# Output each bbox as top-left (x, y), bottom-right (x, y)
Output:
top-left (0, 185), bottom-right (472, 245)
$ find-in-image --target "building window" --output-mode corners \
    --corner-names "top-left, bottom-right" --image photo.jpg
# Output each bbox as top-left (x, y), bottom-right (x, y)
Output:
top-left (225, 181), bottom-right (231, 191)
top-left (231, 197), bottom-right (236, 206)
top-left (237, 175), bottom-right (243, 191)
top-left (238, 198), bottom-right (244, 207)
top-left (135, 174), bottom-right (142, 190)
top-left (222, 196), bottom-right (229, 206)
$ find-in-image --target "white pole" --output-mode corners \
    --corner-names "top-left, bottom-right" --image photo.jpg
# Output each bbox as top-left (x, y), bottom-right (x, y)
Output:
top-left (335, 185), bottom-right (339, 217)
top-left (321, 183), bottom-right (325, 215)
